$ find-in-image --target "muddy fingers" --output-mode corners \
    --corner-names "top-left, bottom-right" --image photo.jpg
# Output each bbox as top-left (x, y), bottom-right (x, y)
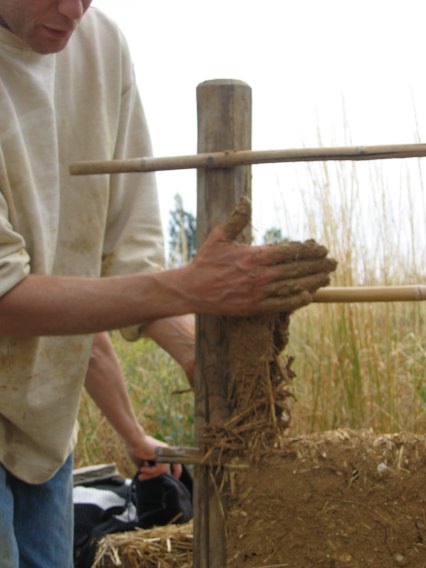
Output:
top-left (260, 239), bottom-right (330, 265)
top-left (266, 257), bottom-right (337, 281)
top-left (257, 272), bottom-right (332, 313)
top-left (258, 290), bottom-right (313, 313)
top-left (266, 272), bottom-right (333, 297)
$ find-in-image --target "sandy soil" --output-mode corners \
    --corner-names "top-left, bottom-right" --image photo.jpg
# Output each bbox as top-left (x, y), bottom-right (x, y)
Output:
top-left (227, 429), bottom-right (426, 567)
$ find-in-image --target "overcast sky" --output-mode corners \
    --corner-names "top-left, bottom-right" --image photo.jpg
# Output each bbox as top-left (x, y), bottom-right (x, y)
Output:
top-left (91, 0), bottom-right (426, 257)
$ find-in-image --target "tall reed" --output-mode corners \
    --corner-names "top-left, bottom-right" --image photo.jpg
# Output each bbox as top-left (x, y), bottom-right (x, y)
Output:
top-left (279, 157), bottom-right (425, 434)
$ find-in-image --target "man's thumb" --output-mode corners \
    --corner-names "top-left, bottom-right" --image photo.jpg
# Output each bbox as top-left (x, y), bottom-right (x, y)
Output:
top-left (220, 195), bottom-right (252, 241)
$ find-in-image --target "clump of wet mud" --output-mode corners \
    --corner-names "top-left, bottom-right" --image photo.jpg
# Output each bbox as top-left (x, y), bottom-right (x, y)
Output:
top-left (202, 312), bottom-right (295, 460)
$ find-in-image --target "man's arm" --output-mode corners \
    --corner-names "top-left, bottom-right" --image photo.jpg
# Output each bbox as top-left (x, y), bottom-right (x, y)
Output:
top-left (139, 314), bottom-right (195, 387)
top-left (85, 331), bottom-right (182, 480)
top-left (0, 217), bottom-right (337, 337)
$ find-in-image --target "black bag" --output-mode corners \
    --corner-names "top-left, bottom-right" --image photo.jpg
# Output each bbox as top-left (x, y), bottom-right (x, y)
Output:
top-left (73, 467), bottom-right (193, 568)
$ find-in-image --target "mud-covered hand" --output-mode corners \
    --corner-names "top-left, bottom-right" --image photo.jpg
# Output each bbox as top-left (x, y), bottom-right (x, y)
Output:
top-left (179, 197), bottom-right (337, 316)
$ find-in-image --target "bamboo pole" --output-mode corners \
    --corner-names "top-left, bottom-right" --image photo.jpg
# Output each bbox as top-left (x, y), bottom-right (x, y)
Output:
top-left (69, 142), bottom-right (426, 176)
top-left (193, 79), bottom-right (252, 568)
top-left (313, 285), bottom-right (426, 303)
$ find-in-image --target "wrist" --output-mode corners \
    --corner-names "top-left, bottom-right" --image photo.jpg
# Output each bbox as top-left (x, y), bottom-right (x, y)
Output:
top-left (122, 422), bottom-right (146, 450)
top-left (148, 266), bottom-right (196, 317)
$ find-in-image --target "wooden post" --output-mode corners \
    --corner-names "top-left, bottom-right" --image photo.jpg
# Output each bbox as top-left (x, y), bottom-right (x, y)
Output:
top-left (193, 79), bottom-right (252, 568)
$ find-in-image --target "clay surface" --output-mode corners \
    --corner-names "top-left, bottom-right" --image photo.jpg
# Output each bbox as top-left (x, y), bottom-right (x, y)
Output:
top-left (227, 429), bottom-right (426, 567)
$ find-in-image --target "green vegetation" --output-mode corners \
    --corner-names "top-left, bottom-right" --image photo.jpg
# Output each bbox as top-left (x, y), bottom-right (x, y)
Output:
top-left (76, 158), bottom-right (425, 474)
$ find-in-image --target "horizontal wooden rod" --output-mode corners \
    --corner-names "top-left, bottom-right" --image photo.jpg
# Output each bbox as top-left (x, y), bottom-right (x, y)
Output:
top-left (313, 285), bottom-right (426, 303)
top-left (69, 142), bottom-right (426, 175)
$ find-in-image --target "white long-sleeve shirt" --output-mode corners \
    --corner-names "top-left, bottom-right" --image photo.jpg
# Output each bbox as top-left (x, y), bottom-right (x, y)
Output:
top-left (0, 8), bottom-right (165, 483)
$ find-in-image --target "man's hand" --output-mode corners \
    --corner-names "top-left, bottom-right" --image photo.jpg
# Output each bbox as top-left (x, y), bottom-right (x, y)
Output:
top-left (125, 430), bottom-right (182, 481)
top-left (177, 197), bottom-right (337, 316)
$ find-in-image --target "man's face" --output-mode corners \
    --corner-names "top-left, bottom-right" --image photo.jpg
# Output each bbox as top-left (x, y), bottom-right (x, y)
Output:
top-left (0, 0), bottom-right (92, 54)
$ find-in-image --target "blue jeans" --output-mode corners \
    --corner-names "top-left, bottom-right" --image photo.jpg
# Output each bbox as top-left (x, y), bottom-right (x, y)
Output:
top-left (0, 454), bottom-right (74, 568)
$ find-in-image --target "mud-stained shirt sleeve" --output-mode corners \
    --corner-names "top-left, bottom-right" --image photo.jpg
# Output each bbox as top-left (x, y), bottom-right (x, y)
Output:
top-left (0, 191), bottom-right (30, 297)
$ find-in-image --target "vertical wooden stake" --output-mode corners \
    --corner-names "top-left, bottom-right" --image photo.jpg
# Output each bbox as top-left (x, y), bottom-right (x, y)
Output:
top-left (193, 79), bottom-right (252, 568)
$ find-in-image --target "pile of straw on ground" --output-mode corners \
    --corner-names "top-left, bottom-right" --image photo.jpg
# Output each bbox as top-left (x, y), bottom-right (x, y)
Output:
top-left (92, 522), bottom-right (193, 567)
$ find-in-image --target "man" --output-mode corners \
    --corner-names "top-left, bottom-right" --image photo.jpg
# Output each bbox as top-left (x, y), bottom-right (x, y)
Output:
top-left (0, 1), bottom-right (336, 566)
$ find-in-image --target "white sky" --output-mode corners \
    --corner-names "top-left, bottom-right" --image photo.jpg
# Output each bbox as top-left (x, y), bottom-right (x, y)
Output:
top-left (92, 0), bottom-right (426, 258)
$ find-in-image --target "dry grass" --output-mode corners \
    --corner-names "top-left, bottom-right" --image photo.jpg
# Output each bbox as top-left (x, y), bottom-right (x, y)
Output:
top-left (271, 157), bottom-right (425, 435)
top-left (92, 523), bottom-right (193, 568)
